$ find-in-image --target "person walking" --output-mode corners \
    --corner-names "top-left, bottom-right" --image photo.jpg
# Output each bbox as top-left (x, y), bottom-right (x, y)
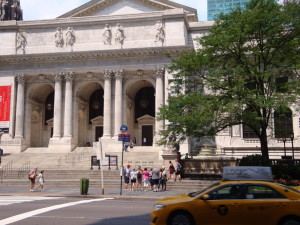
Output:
top-left (142, 167), bottom-right (150, 191)
top-left (28, 167), bottom-right (38, 192)
top-left (124, 164), bottom-right (131, 190)
top-left (168, 161), bottom-right (175, 181)
top-left (174, 159), bottom-right (182, 181)
top-left (35, 170), bottom-right (45, 191)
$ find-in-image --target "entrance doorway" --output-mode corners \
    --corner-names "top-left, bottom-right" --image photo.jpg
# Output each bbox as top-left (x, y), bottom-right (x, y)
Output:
top-left (142, 125), bottom-right (153, 146)
top-left (95, 126), bottom-right (103, 141)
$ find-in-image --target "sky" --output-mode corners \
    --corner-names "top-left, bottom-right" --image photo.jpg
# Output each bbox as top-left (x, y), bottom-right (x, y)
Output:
top-left (21, 0), bottom-right (207, 21)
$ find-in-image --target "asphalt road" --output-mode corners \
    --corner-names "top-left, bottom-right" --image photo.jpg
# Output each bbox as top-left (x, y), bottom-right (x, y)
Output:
top-left (0, 196), bottom-right (156, 225)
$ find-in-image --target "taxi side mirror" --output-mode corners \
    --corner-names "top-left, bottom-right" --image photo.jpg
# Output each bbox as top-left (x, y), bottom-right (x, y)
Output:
top-left (200, 194), bottom-right (209, 201)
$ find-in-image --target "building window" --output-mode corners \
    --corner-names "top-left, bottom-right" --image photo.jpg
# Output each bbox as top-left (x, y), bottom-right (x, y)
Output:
top-left (242, 124), bottom-right (258, 139)
top-left (274, 107), bottom-right (293, 138)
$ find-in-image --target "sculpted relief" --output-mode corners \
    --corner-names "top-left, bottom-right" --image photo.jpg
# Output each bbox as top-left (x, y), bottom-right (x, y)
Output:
top-left (55, 27), bottom-right (64, 47)
top-left (16, 30), bottom-right (27, 54)
top-left (103, 24), bottom-right (112, 45)
top-left (115, 23), bottom-right (125, 46)
top-left (155, 20), bottom-right (165, 45)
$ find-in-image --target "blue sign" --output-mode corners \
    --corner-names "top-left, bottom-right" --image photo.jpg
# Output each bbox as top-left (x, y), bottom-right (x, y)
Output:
top-left (120, 125), bottom-right (128, 132)
top-left (118, 134), bottom-right (130, 142)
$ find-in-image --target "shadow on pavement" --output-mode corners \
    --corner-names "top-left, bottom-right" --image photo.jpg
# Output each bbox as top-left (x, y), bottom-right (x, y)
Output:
top-left (87, 213), bottom-right (151, 225)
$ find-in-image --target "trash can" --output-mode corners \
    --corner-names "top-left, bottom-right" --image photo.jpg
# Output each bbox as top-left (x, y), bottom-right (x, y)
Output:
top-left (80, 178), bottom-right (89, 195)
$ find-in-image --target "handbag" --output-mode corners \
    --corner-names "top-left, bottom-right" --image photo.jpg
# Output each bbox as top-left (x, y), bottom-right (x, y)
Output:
top-left (29, 173), bottom-right (35, 179)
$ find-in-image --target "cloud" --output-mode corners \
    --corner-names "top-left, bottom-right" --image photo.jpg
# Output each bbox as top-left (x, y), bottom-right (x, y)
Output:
top-left (21, 0), bottom-right (207, 21)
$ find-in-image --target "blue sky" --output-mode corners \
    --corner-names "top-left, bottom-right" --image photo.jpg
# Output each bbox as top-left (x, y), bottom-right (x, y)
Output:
top-left (22, 0), bottom-right (207, 21)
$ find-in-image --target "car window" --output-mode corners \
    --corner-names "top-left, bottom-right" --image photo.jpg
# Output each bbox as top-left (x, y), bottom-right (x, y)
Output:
top-left (246, 185), bottom-right (286, 199)
top-left (189, 182), bottom-right (220, 197)
top-left (208, 185), bottom-right (246, 200)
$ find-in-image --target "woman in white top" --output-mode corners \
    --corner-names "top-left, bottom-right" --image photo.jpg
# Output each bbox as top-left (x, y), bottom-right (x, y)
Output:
top-left (35, 170), bottom-right (45, 191)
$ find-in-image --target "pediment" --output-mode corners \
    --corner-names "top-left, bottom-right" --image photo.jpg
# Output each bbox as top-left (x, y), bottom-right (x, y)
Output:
top-left (137, 114), bottom-right (155, 124)
top-left (91, 115), bottom-right (104, 124)
top-left (58, 0), bottom-right (197, 18)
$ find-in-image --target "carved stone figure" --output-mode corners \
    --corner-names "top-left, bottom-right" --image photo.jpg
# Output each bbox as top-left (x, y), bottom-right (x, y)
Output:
top-left (115, 23), bottom-right (125, 45)
top-left (16, 30), bottom-right (27, 54)
top-left (55, 27), bottom-right (64, 47)
top-left (103, 24), bottom-right (112, 45)
top-left (155, 20), bottom-right (165, 45)
top-left (0, 0), bottom-right (22, 21)
top-left (167, 132), bottom-right (180, 152)
top-left (65, 27), bottom-right (76, 48)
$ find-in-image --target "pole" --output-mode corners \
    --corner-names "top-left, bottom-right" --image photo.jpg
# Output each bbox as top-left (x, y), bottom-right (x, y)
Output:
top-left (291, 136), bottom-right (295, 160)
top-left (99, 138), bottom-right (104, 195)
top-left (120, 136), bottom-right (124, 196)
top-left (283, 138), bottom-right (287, 157)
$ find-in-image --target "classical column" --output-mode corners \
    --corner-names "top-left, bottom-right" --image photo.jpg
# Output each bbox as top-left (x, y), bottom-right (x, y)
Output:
top-left (155, 67), bottom-right (165, 135)
top-left (63, 72), bottom-right (74, 138)
top-left (15, 74), bottom-right (25, 138)
top-left (114, 69), bottom-right (124, 137)
top-left (103, 70), bottom-right (112, 138)
top-left (52, 73), bottom-right (63, 138)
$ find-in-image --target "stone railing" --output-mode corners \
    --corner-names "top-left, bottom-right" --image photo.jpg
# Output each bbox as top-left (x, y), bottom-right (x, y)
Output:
top-left (181, 158), bottom-right (238, 179)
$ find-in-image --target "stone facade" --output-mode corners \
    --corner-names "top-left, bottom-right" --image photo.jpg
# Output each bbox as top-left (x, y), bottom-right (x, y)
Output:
top-left (0, 0), bottom-right (298, 159)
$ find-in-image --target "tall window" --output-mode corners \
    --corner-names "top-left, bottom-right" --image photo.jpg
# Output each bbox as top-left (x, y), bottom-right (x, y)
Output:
top-left (274, 107), bottom-right (293, 138)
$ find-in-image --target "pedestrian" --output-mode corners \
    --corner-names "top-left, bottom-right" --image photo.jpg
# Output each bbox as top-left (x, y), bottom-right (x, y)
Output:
top-left (174, 159), bottom-right (182, 181)
top-left (152, 167), bottom-right (160, 192)
top-left (124, 164), bottom-right (131, 190)
top-left (136, 166), bottom-right (143, 191)
top-left (142, 167), bottom-right (150, 191)
top-left (35, 170), bottom-right (45, 191)
top-left (149, 168), bottom-right (153, 190)
top-left (142, 137), bottom-right (147, 146)
top-left (28, 167), bottom-right (38, 192)
top-left (168, 161), bottom-right (175, 181)
top-left (158, 167), bottom-right (168, 191)
top-left (130, 168), bottom-right (138, 191)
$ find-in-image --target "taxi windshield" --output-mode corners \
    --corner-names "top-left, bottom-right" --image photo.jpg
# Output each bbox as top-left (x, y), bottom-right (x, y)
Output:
top-left (188, 182), bottom-right (220, 197)
top-left (275, 183), bottom-right (300, 194)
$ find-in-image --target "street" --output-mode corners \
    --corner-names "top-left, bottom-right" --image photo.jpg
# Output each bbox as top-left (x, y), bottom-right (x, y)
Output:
top-left (0, 196), bottom-right (155, 225)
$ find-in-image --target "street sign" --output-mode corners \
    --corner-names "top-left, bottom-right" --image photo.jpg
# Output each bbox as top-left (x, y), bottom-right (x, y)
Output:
top-left (118, 134), bottom-right (130, 142)
top-left (120, 125), bottom-right (128, 132)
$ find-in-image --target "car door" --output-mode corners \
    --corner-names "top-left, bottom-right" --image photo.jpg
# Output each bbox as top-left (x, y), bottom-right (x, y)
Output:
top-left (239, 184), bottom-right (289, 225)
top-left (195, 184), bottom-right (247, 225)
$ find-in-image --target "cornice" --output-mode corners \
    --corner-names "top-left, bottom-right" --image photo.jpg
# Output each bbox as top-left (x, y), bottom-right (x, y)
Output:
top-left (0, 45), bottom-right (193, 65)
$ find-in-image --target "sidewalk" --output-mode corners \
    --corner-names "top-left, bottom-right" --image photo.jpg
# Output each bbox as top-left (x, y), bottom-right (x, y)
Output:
top-left (0, 185), bottom-right (189, 200)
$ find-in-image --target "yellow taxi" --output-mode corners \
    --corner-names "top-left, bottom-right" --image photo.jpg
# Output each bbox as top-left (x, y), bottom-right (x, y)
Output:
top-left (151, 167), bottom-right (300, 225)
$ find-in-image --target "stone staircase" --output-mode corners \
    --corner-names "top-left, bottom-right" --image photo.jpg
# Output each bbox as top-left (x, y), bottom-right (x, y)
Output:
top-left (1, 169), bottom-right (217, 191)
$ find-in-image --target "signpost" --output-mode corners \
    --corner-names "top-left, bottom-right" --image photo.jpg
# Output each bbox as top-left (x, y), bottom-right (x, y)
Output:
top-left (119, 125), bottom-right (130, 196)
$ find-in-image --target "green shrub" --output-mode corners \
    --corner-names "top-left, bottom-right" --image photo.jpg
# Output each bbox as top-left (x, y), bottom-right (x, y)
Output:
top-left (238, 154), bottom-right (271, 166)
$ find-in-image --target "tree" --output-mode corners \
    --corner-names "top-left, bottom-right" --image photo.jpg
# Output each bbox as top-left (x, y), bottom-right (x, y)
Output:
top-left (159, 0), bottom-right (300, 160)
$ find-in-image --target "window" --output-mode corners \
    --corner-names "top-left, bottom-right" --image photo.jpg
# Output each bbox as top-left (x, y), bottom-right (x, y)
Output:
top-left (274, 107), bottom-right (293, 139)
top-left (209, 185), bottom-right (247, 200)
top-left (243, 124), bottom-right (258, 139)
top-left (246, 185), bottom-right (285, 199)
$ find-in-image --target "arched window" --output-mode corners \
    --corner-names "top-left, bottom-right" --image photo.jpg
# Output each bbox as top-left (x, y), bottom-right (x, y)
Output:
top-left (274, 107), bottom-right (293, 138)
top-left (242, 108), bottom-right (260, 139)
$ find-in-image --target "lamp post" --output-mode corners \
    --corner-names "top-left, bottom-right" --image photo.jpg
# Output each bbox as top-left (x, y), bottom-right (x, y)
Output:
top-left (283, 136), bottom-right (287, 157)
top-left (291, 132), bottom-right (295, 160)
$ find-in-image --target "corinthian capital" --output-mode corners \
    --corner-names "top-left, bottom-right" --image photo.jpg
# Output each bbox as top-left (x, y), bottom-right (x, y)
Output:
top-left (154, 67), bottom-right (165, 78)
top-left (104, 70), bottom-right (113, 80)
top-left (65, 72), bottom-right (74, 81)
top-left (53, 72), bottom-right (64, 82)
top-left (16, 74), bottom-right (26, 84)
top-left (114, 69), bottom-right (124, 80)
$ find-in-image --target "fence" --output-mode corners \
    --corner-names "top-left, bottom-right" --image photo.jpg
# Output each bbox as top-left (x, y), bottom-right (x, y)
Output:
top-left (18, 161), bottom-right (31, 179)
top-left (0, 161), bottom-right (13, 182)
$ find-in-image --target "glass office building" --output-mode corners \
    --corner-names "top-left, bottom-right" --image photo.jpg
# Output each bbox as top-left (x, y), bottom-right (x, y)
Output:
top-left (207, 0), bottom-right (251, 21)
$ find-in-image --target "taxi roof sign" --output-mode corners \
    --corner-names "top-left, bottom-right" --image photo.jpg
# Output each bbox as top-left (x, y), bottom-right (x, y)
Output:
top-left (222, 166), bottom-right (273, 181)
